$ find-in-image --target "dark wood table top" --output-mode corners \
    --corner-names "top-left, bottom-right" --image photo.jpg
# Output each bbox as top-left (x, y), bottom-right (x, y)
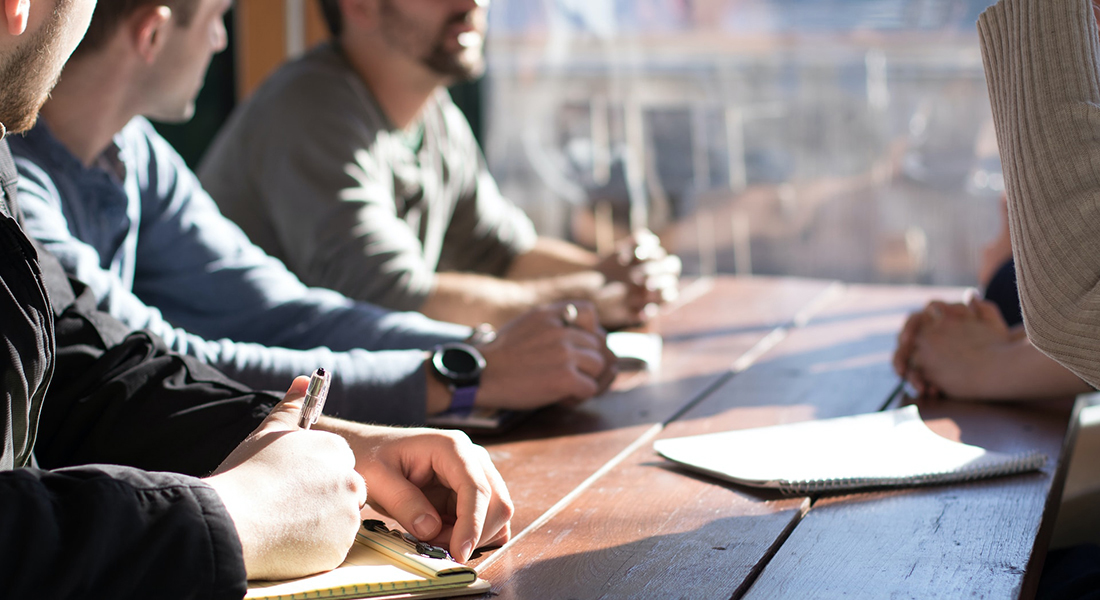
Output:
top-left (464, 277), bottom-right (1077, 599)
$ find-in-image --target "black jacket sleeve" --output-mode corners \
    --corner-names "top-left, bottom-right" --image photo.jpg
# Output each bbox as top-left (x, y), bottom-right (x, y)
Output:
top-left (0, 139), bottom-right (250, 600)
top-left (32, 242), bottom-right (278, 477)
top-left (0, 464), bottom-right (246, 600)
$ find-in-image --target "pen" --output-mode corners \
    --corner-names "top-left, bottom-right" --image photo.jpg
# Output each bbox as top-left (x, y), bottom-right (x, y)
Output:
top-left (298, 367), bottom-right (331, 430)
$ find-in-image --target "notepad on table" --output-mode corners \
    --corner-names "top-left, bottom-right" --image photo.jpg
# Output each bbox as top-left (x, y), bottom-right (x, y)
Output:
top-left (245, 521), bottom-right (489, 600)
top-left (654, 405), bottom-right (1046, 494)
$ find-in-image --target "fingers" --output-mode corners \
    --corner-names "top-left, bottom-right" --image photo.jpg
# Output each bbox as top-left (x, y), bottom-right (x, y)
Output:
top-left (962, 287), bottom-right (981, 313)
top-left (259, 376), bottom-right (312, 432)
top-left (368, 433), bottom-right (512, 564)
top-left (362, 462), bottom-right (447, 544)
top-left (555, 300), bottom-right (600, 334)
top-left (445, 445), bottom-right (513, 560)
top-left (924, 301), bottom-right (948, 322)
top-left (476, 446), bottom-right (514, 549)
top-left (627, 256), bottom-right (681, 309)
top-left (558, 303), bottom-right (613, 393)
top-left (636, 254), bottom-right (682, 284)
top-left (893, 311), bottom-right (925, 376)
top-left (593, 344), bottom-right (619, 396)
top-left (973, 298), bottom-right (1007, 326)
top-left (565, 341), bottom-right (607, 379)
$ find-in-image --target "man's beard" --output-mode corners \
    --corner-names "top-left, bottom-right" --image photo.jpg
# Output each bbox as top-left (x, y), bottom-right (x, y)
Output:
top-left (422, 34), bottom-right (485, 82)
top-left (0, 0), bottom-right (73, 135)
top-left (379, 2), bottom-right (486, 83)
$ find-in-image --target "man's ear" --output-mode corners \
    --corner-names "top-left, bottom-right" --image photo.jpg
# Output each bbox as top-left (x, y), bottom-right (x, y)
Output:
top-left (130, 5), bottom-right (172, 64)
top-left (5, 0), bottom-right (30, 36)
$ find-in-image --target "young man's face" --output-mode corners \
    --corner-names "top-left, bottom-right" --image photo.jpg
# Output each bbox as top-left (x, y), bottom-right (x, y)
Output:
top-left (143, 0), bottom-right (230, 123)
top-left (377, 0), bottom-right (489, 83)
top-left (0, 0), bottom-right (97, 133)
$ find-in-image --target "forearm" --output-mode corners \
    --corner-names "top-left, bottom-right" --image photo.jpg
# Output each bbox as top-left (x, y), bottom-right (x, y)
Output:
top-left (49, 281), bottom-right (439, 429)
top-left (420, 271), bottom-right (603, 328)
top-left (39, 330), bottom-right (276, 476)
top-left (213, 344), bottom-right (435, 426)
top-left (976, 338), bottom-right (1094, 400)
top-left (979, 0), bottom-right (1100, 387)
top-left (505, 237), bottom-right (600, 279)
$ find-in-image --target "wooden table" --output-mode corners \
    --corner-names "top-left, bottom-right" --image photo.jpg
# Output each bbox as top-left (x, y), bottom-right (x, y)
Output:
top-left (464, 276), bottom-right (1078, 599)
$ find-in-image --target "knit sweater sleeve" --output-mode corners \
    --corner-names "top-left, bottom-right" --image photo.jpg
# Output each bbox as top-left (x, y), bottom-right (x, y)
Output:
top-left (978, 0), bottom-right (1100, 388)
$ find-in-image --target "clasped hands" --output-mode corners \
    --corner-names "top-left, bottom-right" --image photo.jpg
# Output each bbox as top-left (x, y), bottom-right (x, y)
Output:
top-left (595, 230), bottom-right (682, 328)
top-left (892, 294), bottom-right (1019, 399)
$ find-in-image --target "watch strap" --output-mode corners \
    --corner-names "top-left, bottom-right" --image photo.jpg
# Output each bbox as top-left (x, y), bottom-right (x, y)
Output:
top-left (450, 384), bottom-right (478, 414)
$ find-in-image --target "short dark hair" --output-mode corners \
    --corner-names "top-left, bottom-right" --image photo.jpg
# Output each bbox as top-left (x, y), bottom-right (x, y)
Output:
top-left (317, 0), bottom-right (342, 38)
top-left (74, 0), bottom-right (199, 57)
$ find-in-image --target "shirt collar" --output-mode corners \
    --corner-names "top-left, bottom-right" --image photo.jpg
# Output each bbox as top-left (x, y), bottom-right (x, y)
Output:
top-left (20, 118), bottom-right (128, 184)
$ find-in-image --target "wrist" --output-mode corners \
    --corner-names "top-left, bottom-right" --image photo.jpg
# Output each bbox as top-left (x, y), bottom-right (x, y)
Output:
top-left (425, 357), bottom-right (451, 415)
top-left (205, 475), bottom-right (264, 579)
top-left (974, 340), bottom-right (1021, 399)
top-left (426, 343), bottom-right (485, 414)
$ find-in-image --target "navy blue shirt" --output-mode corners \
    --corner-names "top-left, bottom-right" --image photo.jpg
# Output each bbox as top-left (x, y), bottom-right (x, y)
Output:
top-left (12, 118), bottom-right (471, 425)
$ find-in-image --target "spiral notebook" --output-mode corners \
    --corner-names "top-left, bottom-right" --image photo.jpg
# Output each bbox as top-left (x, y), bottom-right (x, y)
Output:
top-left (654, 405), bottom-right (1046, 495)
top-left (245, 521), bottom-right (489, 600)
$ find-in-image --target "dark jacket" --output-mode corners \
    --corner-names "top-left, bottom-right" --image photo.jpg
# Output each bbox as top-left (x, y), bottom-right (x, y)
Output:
top-left (0, 138), bottom-right (275, 600)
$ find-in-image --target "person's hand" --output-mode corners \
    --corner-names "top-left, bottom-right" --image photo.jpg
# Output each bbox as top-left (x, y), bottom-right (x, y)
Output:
top-left (476, 301), bottom-right (617, 409)
top-left (894, 299), bottom-right (975, 396)
top-left (317, 422), bottom-right (514, 563)
top-left (902, 298), bottom-right (1014, 399)
top-left (206, 377), bottom-right (367, 580)
top-left (892, 308), bottom-right (927, 383)
top-left (595, 230), bottom-right (681, 328)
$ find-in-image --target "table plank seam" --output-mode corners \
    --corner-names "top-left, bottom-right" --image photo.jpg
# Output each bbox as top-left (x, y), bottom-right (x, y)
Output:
top-left (729, 497), bottom-right (813, 600)
top-left (475, 422), bottom-right (666, 574)
top-left (476, 280), bottom-right (849, 576)
top-left (667, 281), bottom-right (847, 425)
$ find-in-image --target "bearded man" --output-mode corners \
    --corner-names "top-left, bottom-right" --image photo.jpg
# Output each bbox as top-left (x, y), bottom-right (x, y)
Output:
top-left (199, 0), bottom-right (681, 331)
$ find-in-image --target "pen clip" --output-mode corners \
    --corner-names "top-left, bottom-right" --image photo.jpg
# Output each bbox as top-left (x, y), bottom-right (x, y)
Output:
top-left (362, 519), bottom-right (452, 560)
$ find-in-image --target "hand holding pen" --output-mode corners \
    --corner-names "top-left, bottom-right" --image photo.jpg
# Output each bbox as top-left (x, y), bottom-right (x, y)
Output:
top-left (281, 368), bottom-right (514, 564)
top-left (206, 374), bottom-right (365, 580)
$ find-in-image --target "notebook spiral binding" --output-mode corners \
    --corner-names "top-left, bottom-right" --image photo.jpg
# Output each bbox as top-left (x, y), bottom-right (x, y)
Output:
top-left (776, 450), bottom-right (1048, 496)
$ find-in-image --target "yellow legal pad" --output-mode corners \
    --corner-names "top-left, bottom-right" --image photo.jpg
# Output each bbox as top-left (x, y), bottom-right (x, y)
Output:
top-left (245, 523), bottom-right (488, 600)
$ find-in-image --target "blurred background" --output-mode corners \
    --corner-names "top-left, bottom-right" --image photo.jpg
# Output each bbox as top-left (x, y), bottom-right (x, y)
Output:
top-left (163, 0), bottom-right (1003, 287)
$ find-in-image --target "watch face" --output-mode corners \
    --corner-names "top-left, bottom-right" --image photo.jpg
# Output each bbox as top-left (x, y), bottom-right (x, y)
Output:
top-left (433, 343), bottom-right (485, 385)
top-left (441, 347), bottom-right (479, 374)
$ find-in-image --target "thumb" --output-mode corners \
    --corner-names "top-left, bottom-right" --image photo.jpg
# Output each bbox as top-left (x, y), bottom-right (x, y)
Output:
top-left (973, 299), bottom-right (1007, 327)
top-left (258, 375), bottom-right (311, 433)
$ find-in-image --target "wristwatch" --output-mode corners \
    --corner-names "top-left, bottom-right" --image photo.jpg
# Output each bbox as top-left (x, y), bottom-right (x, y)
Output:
top-left (430, 342), bottom-right (486, 413)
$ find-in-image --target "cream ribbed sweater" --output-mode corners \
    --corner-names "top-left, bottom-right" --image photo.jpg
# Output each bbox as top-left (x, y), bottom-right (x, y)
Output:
top-left (979, 0), bottom-right (1100, 389)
